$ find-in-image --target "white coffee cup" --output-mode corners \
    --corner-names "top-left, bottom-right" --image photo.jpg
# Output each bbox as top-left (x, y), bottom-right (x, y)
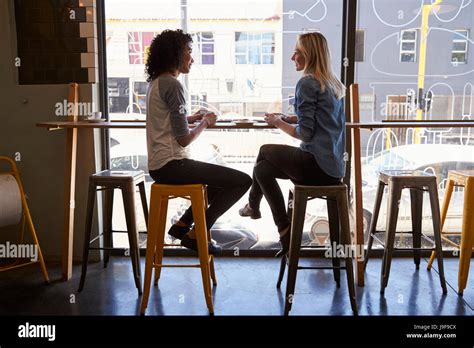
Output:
top-left (90, 111), bottom-right (102, 120)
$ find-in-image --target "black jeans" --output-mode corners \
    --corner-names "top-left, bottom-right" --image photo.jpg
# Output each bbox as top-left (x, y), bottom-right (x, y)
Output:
top-left (248, 144), bottom-right (341, 232)
top-left (149, 159), bottom-right (252, 229)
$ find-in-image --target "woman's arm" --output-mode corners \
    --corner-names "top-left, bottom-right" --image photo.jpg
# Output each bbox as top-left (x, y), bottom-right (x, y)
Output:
top-left (265, 114), bottom-right (299, 139)
top-left (176, 114), bottom-right (216, 147)
top-left (294, 77), bottom-right (319, 142)
top-left (266, 77), bottom-right (319, 141)
top-left (187, 108), bottom-right (207, 124)
top-left (160, 78), bottom-right (215, 147)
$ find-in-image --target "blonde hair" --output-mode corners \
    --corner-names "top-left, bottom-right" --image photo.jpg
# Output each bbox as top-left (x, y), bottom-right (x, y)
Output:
top-left (297, 32), bottom-right (345, 99)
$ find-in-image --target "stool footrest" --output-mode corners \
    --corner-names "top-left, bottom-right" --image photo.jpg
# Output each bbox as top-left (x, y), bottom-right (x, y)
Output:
top-left (109, 230), bottom-right (148, 234)
top-left (370, 231), bottom-right (436, 246)
top-left (154, 264), bottom-right (202, 268)
top-left (441, 231), bottom-right (462, 235)
top-left (153, 256), bottom-right (213, 269)
top-left (88, 246), bottom-right (127, 251)
top-left (298, 266), bottom-right (347, 270)
top-left (440, 236), bottom-right (463, 249)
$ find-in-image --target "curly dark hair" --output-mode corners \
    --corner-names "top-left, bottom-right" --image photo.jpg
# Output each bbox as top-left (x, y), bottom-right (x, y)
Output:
top-left (145, 29), bottom-right (193, 82)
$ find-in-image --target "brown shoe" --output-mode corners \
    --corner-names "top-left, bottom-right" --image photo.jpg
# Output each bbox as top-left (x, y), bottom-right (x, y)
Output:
top-left (238, 203), bottom-right (262, 219)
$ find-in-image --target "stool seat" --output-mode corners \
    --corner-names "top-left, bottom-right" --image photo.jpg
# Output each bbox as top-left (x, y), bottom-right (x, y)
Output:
top-left (379, 170), bottom-right (437, 186)
top-left (78, 170), bottom-right (148, 295)
top-left (140, 183), bottom-right (217, 315)
top-left (427, 169), bottom-right (474, 295)
top-left (91, 170), bottom-right (145, 181)
top-left (278, 184), bottom-right (358, 315)
top-left (445, 169), bottom-right (474, 184)
top-left (380, 169), bottom-right (434, 178)
top-left (365, 170), bottom-right (447, 294)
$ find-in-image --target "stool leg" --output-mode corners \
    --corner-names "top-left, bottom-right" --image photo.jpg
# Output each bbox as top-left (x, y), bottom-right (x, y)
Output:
top-left (284, 189), bottom-right (306, 316)
top-left (277, 190), bottom-right (293, 288)
top-left (427, 181), bottom-right (447, 294)
top-left (209, 255), bottom-right (217, 286)
top-left (103, 188), bottom-right (114, 268)
top-left (338, 190), bottom-right (358, 315)
top-left (365, 180), bottom-right (385, 270)
top-left (203, 187), bottom-right (217, 286)
top-left (140, 190), bottom-right (163, 315)
top-left (410, 188), bottom-right (423, 270)
top-left (428, 178), bottom-right (453, 270)
top-left (380, 182), bottom-right (402, 294)
top-left (327, 198), bottom-right (341, 287)
top-left (154, 196), bottom-right (168, 285)
top-left (191, 189), bottom-right (214, 314)
top-left (206, 228), bottom-right (217, 287)
top-left (276, 256), bottom-right (286, 289)
top-left (458, 180), bottom-right (474, 295)
top-left (138, 181), bottom-right (149, 227)
top-left (122, 182), bottom-right (142, 295)
top-left (78, 181), bottom-right (96, 292)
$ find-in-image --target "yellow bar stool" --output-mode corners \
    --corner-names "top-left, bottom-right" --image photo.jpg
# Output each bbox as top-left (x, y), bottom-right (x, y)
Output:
top-left (427, 170), bottom-right (474, 295)
top-left (140, 183), bottom-right (217, 315)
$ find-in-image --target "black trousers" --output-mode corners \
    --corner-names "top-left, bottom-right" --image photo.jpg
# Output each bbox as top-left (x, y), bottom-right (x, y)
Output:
top-left (248, 144), bottom-right (341, 232)
top-left (149, 159), bottom-right (252, 228)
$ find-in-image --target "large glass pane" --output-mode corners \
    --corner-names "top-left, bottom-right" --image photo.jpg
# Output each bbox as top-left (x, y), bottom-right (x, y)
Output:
top-left (356, 0), bottom-right (474, 248)
top-left (105, 0), bottom-right (344, 250)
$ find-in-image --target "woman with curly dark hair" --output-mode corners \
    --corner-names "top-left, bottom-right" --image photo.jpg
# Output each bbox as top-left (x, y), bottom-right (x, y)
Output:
top-left (145, 29), bottom-right (252, 254)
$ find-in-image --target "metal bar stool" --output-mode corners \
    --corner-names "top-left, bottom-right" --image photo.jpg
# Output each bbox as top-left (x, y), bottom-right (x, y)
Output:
top-left (140, 183), bottom-right (217, 315)
top-left (78, 170), bottom-right (148, 295)
top-left (277, 184), bottom-right (358, 315)
top-left (364, 170), bottom-right (447, 294)
top-left (427, 169), bottom-right (474, 295)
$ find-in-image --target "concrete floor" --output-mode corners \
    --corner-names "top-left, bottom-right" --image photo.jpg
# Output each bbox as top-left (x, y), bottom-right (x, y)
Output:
top-left (0, 256), bottom-right (472, 316)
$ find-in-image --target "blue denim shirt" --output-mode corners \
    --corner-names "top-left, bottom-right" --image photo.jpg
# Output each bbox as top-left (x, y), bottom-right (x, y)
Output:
top-left (294, 75), bottom-right (346, 179)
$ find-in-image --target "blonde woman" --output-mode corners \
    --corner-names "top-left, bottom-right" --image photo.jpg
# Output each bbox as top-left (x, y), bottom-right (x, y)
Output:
top-left (239, 32), bottom-right (346, 256)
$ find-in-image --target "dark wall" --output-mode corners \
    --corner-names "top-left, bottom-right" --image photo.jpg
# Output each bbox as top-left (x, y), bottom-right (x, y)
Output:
top-left (1, 0), bottom-right (102, 262)
top-left (14, 0), bottom-right (97, 84)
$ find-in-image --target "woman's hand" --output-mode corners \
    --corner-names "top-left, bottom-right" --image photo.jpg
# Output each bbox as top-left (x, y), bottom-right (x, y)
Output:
top-left (282, 115), bottom-right (298, 124)
top-left (202, 112), bottom-right (217, 127)
top-left (265, 113), bottom-right (299, 139)
top-left (188, 108), bottom-right (207, 124)
top-left (264, 113), bottom-right (284, 127)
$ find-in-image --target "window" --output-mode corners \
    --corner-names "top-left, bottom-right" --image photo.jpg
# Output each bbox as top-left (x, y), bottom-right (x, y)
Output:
top-left (128, 32), bottom-right (155, 65)
top-left (191, 32), bottom-right (215, 65)
top-left (355, 29), bottom-right (365, 62)
top-left (107, 78), bottom-right (129, 113)
top-left (356, 1), bottom-right (474, 248)
top-left (452, 29), bottom-right (469, 65)
top-left (105, 0), bottom-right (344, 251)
top-left (191, 93), bottom-right (207, 104)
top-left (132, 81), bottom-right (147, 114)
top-left (235, 32), bottom-right (275, 65)
top-left (399, 29), bottom-right (417, 62)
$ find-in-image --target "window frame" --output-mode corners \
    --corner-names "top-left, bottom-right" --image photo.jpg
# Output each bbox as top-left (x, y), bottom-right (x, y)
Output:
top-left (452, 29), bottom-right (469, 65)
top-left (127, 31), bottom-right (156, 65)
top-left (399, 29), bottom-right (417, 63)
top-left (234, 31), bottom-right (275, 65)
top-left (355, 28), bottom-right (365, 62)
top-left (191, 31), bottom-right (215, 65)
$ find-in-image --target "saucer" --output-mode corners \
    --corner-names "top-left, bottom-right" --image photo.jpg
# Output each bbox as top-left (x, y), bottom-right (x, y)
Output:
top-left (234, 120), bottom-right (255, 126)
top-left (86, 118), bottom-right (106, 123)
